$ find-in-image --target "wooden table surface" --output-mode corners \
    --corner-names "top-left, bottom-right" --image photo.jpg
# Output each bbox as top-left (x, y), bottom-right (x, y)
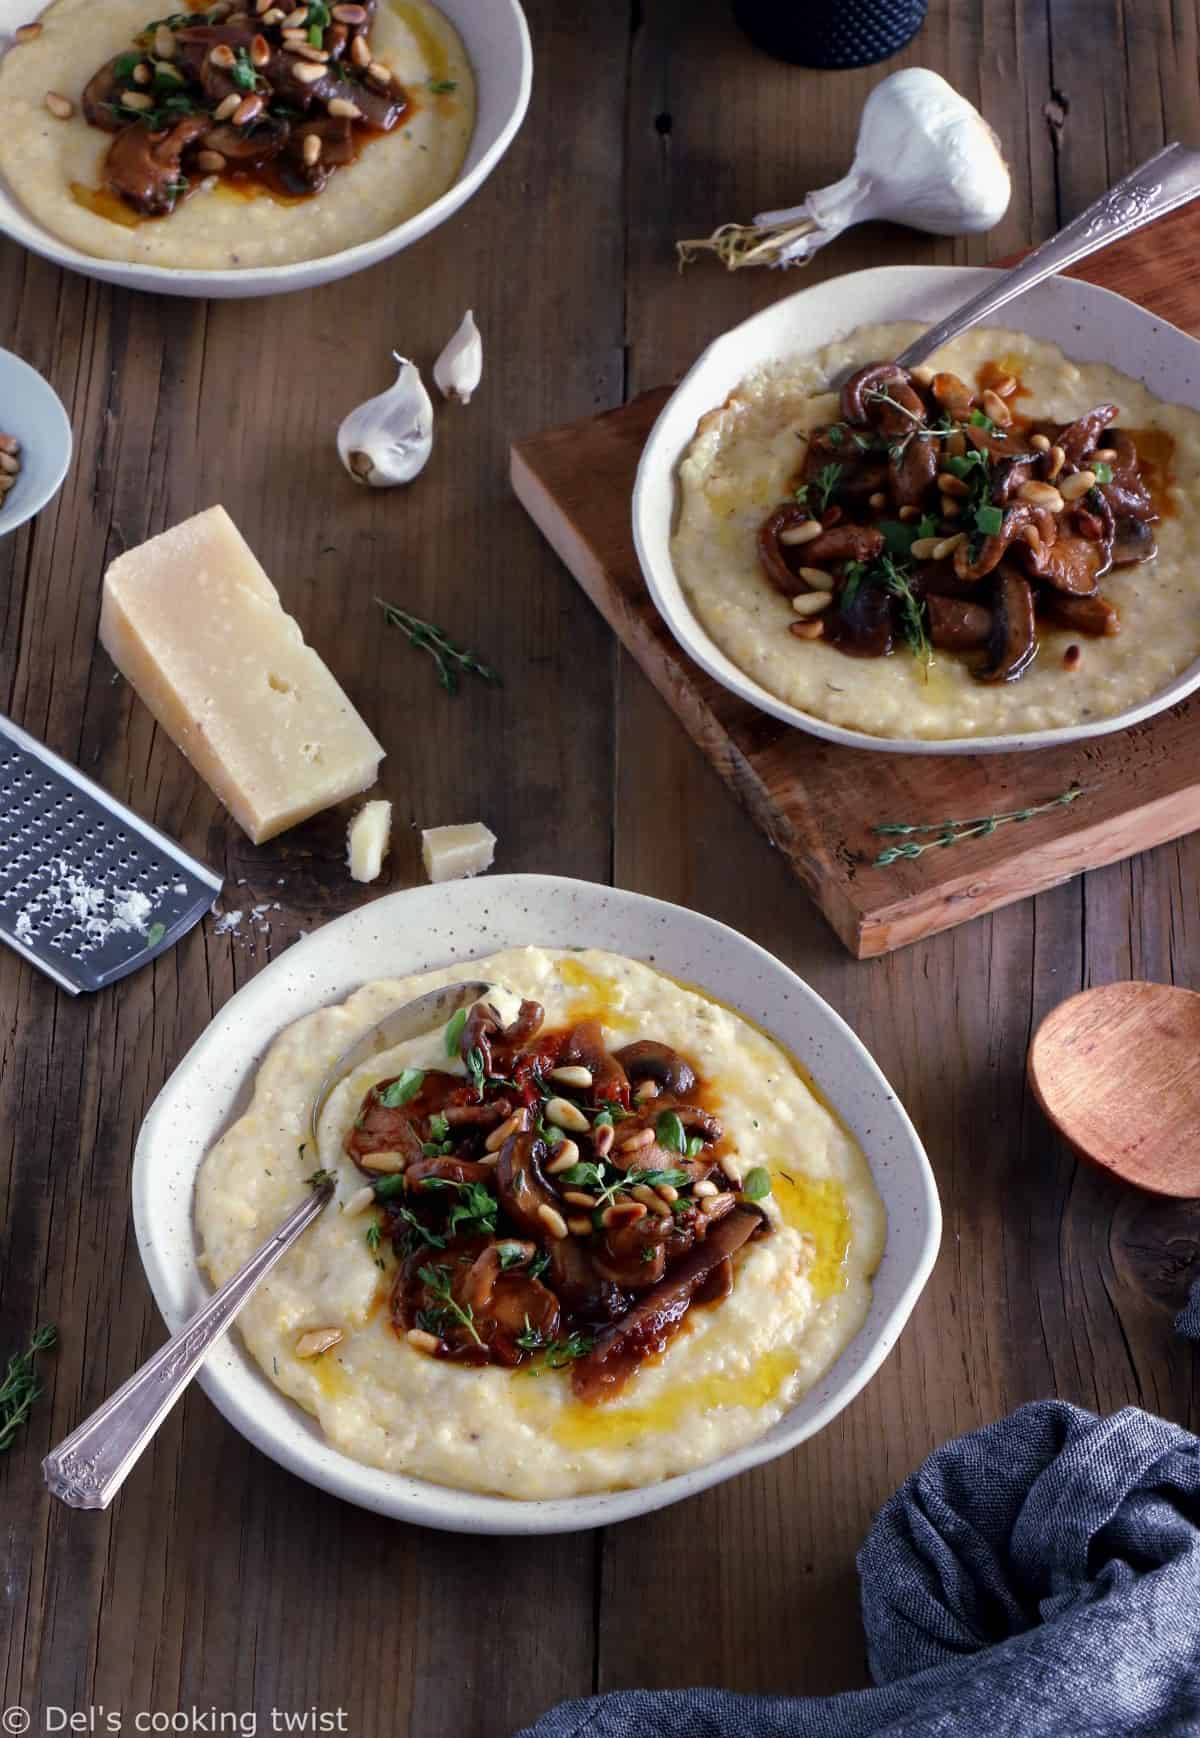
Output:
top-left (5, 2), bottom-right (1200, 1732)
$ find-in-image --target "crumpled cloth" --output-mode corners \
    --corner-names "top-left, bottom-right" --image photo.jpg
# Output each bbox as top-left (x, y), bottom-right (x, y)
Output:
top-left (1175, 1283), bottom-right (1200, 1341)
top-left (516, 1402), bottom-right (1200, 1738)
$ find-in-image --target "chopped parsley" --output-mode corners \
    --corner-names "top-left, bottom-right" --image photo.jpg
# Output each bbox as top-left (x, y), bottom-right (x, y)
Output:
top-left (1093, 462), bottom-right (1113, 485)
top-left (393, 1206), bottom-right (446, 1251)
top-left (378, 1069), bottom-right (424, 1108)
top-left (742, 1166), bottom-right (772, 1202)
top-left (444, 1007), bottom-right (468, 1056)
top-left (371, 1174), bottom-right (408, 1200)
top-left (427, 77), bottom-right (458, 94)
top-left (428, 1112), bottom-right (450, 1143)
top-left (655, 1109), bottom-right (686, 1154)
top-left (465, 1046), bottom-right (486, 1094)
top-left (974, 502), bottom-right (1004, 538)
top-left (814, 462), bottom-right (843, 512)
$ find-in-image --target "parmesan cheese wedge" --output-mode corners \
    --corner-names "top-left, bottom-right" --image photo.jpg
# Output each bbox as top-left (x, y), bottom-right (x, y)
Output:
top-left (347, 799), bottom-right (392, 883)
top-left (421, 822), bottom-right (496, 883)
top-left (100, 507), bottom-right (384, 844)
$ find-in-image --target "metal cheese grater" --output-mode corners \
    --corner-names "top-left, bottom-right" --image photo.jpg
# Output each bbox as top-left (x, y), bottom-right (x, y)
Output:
top-left (0, 712), bottom-right (222, 994)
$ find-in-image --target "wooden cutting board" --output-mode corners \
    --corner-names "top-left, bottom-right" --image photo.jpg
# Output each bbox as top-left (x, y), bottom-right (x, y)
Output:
top-left (510, 204), bottom-right (1200, 959)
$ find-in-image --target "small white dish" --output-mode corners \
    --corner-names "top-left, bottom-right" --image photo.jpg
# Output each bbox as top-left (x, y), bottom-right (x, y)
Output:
top-left (0, 0), bottom-right (531, 299)
top-left (633, 264), bottom-right (1200, 756)
top-left (0, 346), bottom-right (71, 533)
top-left (132, 873), bottom-right (940, 1534)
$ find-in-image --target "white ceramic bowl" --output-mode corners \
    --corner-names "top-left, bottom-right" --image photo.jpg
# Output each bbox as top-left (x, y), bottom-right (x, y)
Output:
top-left (132, 874), bottom-right (940, 1534)
top-left (633, 265), bottom-right (1200, 756)
top-left (0, 346), bottom-right (71, 533)
top-left (0, 0), bottom-right (531, 298)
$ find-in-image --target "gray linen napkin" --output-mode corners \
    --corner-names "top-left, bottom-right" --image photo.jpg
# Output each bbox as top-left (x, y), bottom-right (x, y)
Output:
top-left (516, 1401), bottom-right (1200, 1738)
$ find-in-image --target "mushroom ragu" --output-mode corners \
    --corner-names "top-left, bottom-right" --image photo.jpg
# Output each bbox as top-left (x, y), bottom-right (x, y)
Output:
top-left (79, 0), bottom-right (409, 218)
top-left (343, 997), bottom-right (772, 1402)
top-left (760, 358), bottom-right (1165, 683)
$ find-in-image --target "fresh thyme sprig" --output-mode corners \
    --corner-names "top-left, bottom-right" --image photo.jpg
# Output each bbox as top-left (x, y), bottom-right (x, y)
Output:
top-left (417, 1264), bottom-right (483, 1347)
top-left (872, 788), bottom-right (1087, 866)
top-left (0, 1325), bottom-right (57, 1453)
top-left (376, 599), bottom-right (502, 695)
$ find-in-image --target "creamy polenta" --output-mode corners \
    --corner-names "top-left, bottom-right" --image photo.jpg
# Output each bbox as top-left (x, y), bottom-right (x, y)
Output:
top-left (195, 947), bottom-right (886, 1499)
top-left (0, 0), bottom-right (474, 268)
top-left (673, 322), bottom-right (1200, 739)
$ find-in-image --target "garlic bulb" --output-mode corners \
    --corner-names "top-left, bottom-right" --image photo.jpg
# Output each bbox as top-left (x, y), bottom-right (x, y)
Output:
top-left (337, 354), bottom-right (433, 487)
top-left (678, 69), bottom-right (1010, 271)
top-left (433, 309), bottom-right (483, 404)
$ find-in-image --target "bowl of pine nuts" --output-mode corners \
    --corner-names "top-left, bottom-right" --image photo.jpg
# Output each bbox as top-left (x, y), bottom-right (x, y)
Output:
top-left (0, 346), bottom-right (71, 534)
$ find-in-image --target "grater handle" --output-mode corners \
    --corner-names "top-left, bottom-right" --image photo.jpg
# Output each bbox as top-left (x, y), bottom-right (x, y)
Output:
top-left (43, 1183), bottom-right (333, 1510)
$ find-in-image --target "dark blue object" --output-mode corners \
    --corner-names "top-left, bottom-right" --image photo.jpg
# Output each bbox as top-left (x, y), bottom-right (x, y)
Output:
top-left (733, 0), bottom-right (928, 69)
top-left (516, 1401), bottom-right (1200, 1738)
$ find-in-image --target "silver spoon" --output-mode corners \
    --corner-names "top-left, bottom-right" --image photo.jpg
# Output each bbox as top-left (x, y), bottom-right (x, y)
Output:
top-left (42, 977), bottom-right (490, 1511)
top-left (882, 142), bottom-right (1200, 375)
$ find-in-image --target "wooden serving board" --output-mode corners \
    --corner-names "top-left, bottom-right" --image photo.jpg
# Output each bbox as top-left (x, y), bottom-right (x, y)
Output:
top-left (511, 204), bottom-right (1200, 959)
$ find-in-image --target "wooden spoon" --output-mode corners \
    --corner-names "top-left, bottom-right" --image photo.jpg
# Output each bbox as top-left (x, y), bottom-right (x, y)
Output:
top-left (1028, 981), bottom-right (1200, 1198)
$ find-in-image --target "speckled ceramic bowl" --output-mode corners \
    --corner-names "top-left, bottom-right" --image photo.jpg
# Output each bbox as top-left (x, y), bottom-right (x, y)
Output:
top-left (0, 346), bottom-right (71, 534)
top-left (132, 875), bottom-right (940, 1533)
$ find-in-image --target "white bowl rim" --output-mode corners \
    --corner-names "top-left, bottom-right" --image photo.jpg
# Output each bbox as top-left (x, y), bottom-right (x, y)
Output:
top-left (0, 345), bottom-right (72, 532)
top-left (632, 263), bottom-right (1200, 757)
top-left (132, 872), bottom-right (941, 1535)
top-left (0, 0), bottom-right (532, 296)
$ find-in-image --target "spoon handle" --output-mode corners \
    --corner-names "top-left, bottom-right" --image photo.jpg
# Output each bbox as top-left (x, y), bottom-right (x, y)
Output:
top-left (895, 142), bottom-right (1200, 371)
top-left (43, 1183), bottom-right (333, 1511)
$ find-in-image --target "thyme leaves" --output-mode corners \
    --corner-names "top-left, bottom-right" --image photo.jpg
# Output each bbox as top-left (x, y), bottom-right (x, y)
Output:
top-left (376, 599), bottom-right (501, 695)
top-left (872, 788), bottom-right (1087, 866)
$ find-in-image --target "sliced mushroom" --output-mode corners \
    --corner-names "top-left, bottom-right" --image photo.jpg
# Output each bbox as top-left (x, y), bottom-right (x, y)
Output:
top-left (460, 997), bottom-right (544, 1076)
top-left (977, 564), bottom-right (1037, 683)
top-left (1110, 515), bottom-right (1158, 566)
top-left (889, 433), bottom-right (939, 507)
top-left (1040, 591), bottom-right (1121, 636)
top-left (458, 1243), bottom-right (560, 1364)
top-left (930, 371), bottom-right (975, 421)
top-left (614, 1040), bottom-right (696, 1097)
top-left (494, 1132), bottom-right (559, 1238)
top-left (1055, 403), bottom-right (1118, 468)
top-left (1028, 530), bottom-right (1108, 595)
top-left (82, 58), bottom-right (127, 131)
top-left (558, 1020), bottom-right (629, 1102)
top-left (826, 573), bottom-right (894, 659)
top-left (406, 1156), bottom-right (495, 1190)
top-left (802, 523), bottom-right (885, 568)
top-left (1098, 431), bottom-right (1156, 520)
top-left (545, 1236), bottom-right (628, 1323)
top-left (758, 503), bottom-right (818, 595)
top-left (840, 363), bottom-right (925, 436)
top-left (571, 1207), bottom-right (764, 1402)
top-left (926, 594), bottom-right (993, 651)
top-left (104, 115), bottom-right (211, 216)
top-left (199, 114), bottom-right (290, 168)
top-left (592, 1213), bottom-right (671, 1290)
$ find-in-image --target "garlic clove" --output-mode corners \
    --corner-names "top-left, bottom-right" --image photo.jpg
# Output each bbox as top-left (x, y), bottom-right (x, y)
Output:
top-left (337, 353), bottom-right (434, 487)
top-left (433, 309), bottom-right (483, 405)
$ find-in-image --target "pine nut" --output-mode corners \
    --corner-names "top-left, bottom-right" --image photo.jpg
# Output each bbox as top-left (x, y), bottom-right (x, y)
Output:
top-left (562, 1190), bottom-right (598, 1209)
top-left (1030, 432), bottom-right (1051, 452)
top-left (44, 90), bottom-right (74, 117)
top-left (988, 372), bottom-right (1018, 399)
top-left (1, 451), bottom-right (22, 475)
top-left (484, 1109), bottom-right (529, 1152)
top-left (367, 61), bottom-right (393, 86)
top-left (1093, 446), bottom-right (1117, 463)
top-left (154, 24), bottom-right (175, 57)
top-left (210, 41), bottom-right (236, 66)
top-left (790, 592), bottom-right (829, 618)
top-left (693, 1179), bottom-right (719, 1198)
top-left (1062, 643), bottom-right (1082, 671)
top-left (593, 1123), bottom-right (614, 1158)
top-left (332, 1), bottom-right (367, 18)
top-left (302, 131), bottom-right (322, 165)
top-left (214, 92), bottom-right (241, 118)
top-left (655, 1183), bottom-right (679, 1203)
top-left (195, 149), bottom-right (226, 172)
top-left (250, 32), bottom-right (271, 65)
top-left (255, 0), bottom-right (273, 13)
top-left (283, 26), bottom-right (307, 39)
top-left (132, 62), bottom-right (151, 83)
top-left (327, 95), bottom-right (361, 117)
top-left (898, 504), bottom-right (919, 522)
top-left (282, 5), bottom-right (307, 22)
top-left (789, 619), bottom-right (824, 640)
top-left (0, 476), bottom-right (15, 495)
top-left (601, 1200), bottom-right (646, 1228)
top-left (537, 1203), bottom-right (569, 1240)
top-left (549, 1065), bottom-right (592, 1089)
top-left (936, 472), bottom-right (970, 497)
top-left (233, 92), bottom-right (264, 124)
top-left (544, 1096), bottom-right (589, 1133)
top-left (1018, 480), bottom-right (1065, 512)
top-left (567, 1216), bottom-right (593, 1237)
top-left (981, 388), bottom-right (1012, 427)
top-left (700, 1193), bottom-right (728, 1216)
top-left (778, 518), bottom-right (823, 546)
top-left (350, 31), bottom-right (371, 65)
top-left (868, 491), bottom-right (887, 511)
top-left (940, 498), bottom-right (961, 519)
top-left (15, 21), bottom-right (42, 40)
top-left (1019, 524), bottom-right (1042, 552)
top-left (931, 532), bottom-right (965, 561)
top-left (292, 59), bottom-right (326, 82)
top-left (718, 1153), bottom-right (743, 1186)
top-left (341, 1184), bottom-right (376, 1217)
top-left (910, 365), bottom-right (935, 386)
top-left (796, 566), bottom-right (834, 589)
top-left (631, 1184), bottom-right (671, 1218)
top-left (615, 1126), bottom-right (654, 1153)
top-left (292, 41), bottom-right (329, 59)
top-left (262, 6), bottom-right (285, 19)
top-left (0, 435), bottom-right (21, 454)
top-left (545, 1139), bottom-right (580, 1175)
top-left (295, 1327), bottom-right (343, 1358)
top-left (1058, 469), bottom-right (1097, 501)
top-left (634, 1079), bottom-right (660, 1101)
top-left (119, 90), bottom-right (153, 110)
top-left (909, 536), bottom-right (940, 560)
top-left (361, 1148), bottom-right (407, 1173)
top-left (406, 1328), bottom-right (441, 1354)
top-left (1046, 444), bottom-right (1065, 481)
